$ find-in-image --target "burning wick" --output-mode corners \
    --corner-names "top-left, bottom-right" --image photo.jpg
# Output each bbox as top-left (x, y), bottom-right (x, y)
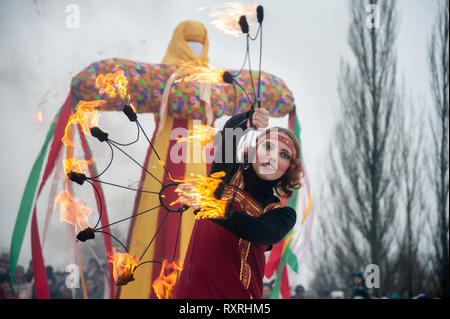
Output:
top-left (116, 268), bottom-right (135, 286)
top-left (256, 5), bottom-right (264, 23)
top-left (239, 15), bottom-right (249, 34)
top-left (54, 190), bottom-right (93, 234)
top-left (108, 248), bottom-right (139, 286)
top-left (76, 227), bottom-right (95, 242)
top-left (67, 171), bottom-right (87, 185)
top-left (176, 124), bottom-right (218, 146)
top-left (152, 260), bottom-right (182, 299)
top-left (95, 66), bottom-right (129, 100)
top-left (123, 104), bottom-right (137, 122)
top-left (61, 100), bottom-right (105, 148)
top-left (176, 62), bottom-right (224, 84)
top-left (90, 127), bottom-right (109, 142)
top-left (171, 171), bottom-right (229, 219)
top-left (222, 71), bottom-right (234, 84)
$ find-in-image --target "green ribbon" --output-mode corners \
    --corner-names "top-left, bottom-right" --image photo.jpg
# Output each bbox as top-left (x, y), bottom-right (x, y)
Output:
top-left (268, 230), bottom-right (289, 299)
top-left (269, 110), bottom-right (302, 299)
top-left (9, 108), bottom-right (60, 296)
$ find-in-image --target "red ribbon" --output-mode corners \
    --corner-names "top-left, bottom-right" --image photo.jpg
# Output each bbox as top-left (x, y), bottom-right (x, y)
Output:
top-left (31, 92), bottom-right (73, 298)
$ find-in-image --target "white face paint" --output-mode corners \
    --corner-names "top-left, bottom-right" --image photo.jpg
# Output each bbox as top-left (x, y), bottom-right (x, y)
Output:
top-left (252, 134), bottom-right (294, 181)
top-left (187, 41), bottom-right (203, 57)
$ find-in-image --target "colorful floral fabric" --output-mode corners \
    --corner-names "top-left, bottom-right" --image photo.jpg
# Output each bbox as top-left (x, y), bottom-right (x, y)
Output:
top-left (71, 58), bottom-right (294, 120)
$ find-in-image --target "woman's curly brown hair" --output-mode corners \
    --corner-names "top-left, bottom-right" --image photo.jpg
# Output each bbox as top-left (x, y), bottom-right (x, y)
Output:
top-left (242, 127), bottom-right (304, 199)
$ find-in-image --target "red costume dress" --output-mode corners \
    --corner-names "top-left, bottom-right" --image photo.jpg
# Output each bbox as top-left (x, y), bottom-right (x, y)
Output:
top-left (173, 111), bottom-right (296, 299)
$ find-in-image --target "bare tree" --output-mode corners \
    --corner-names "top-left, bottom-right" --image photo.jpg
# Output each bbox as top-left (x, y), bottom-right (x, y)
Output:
top-left (393, 91), bottom-right (429, 298)
top-left (427, 0), bottom-right (449, 298)
top-left (308, 183), bottom-right (343, 293)
top-left (310, 0), bottom-right (403, 297)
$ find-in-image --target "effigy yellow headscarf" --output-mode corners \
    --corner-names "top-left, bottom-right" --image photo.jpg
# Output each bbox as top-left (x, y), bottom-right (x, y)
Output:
top-left (157, 20), bottom-right (212, 134)
top-left (162, 20), bottom-right (209, 65)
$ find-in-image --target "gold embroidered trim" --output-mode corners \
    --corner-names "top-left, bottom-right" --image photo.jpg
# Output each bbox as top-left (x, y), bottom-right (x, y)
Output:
top-left (264, 202), bottom-right (288, 214)
top-left (238, 238), bottom-right (252, 290)
top-left (225, 166), bottom-right (283, 296)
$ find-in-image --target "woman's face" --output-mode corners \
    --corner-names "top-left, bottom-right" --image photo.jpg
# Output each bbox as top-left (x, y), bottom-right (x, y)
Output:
top-left (252, 133), bottom-right (294, 181)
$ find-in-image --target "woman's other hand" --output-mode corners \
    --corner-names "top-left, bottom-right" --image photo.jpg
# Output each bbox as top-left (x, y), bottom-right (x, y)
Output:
top-left (176, 183), bottom-right (201, 210)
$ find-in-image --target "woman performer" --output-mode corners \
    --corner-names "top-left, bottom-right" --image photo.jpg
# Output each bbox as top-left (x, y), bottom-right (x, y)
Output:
top-left (174, 108), bottom-right (304, 299)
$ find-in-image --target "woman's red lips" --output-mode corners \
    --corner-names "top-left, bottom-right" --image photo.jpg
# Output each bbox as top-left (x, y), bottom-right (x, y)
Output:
top-left (261, 161), bottom-right (276, 170)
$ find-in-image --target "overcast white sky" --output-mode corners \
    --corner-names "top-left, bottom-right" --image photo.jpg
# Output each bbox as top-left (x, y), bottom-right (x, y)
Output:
top-left (0, 0), bottom-right (439, 289)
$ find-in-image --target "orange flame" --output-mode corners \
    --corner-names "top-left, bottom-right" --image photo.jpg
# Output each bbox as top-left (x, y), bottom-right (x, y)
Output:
top-left (32, 111), bottom-right (43, 124)
top-left (175, 61), bottom-right (224, 84)
top-left (176, 124), bottom-right (218, 146)
top-left (199, 2), bottom-right (258, 37)
top-left (61, 100), bottom-right (106, 147)
top-left (152, 260), bottom-right (183, 299)
top-left (95, 66), bottom-right (130, 100)
top-left (54, 190), bottom-right (92, 233)
top-left (171, 171), bottom-right (229, 219)
top-left (63, 158), bottom-right (92, 175)
top-left (107, 248), bottom-right (139, 286)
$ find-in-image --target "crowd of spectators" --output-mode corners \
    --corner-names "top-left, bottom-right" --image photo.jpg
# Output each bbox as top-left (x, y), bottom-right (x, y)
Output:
top-left (262, 272), bottom-right (433, 299)
top-left (0, 251), bottom-right (107, 299)
top-left (0, 250), bottom-right (434, 299)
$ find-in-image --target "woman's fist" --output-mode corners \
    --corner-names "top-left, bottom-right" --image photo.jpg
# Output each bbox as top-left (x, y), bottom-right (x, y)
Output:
top-left (248, 108), bottom-right (269, 129)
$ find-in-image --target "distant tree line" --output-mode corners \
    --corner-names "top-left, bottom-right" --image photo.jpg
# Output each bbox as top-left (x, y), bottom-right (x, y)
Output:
top-left (309, 0), bottom-right (448, 298)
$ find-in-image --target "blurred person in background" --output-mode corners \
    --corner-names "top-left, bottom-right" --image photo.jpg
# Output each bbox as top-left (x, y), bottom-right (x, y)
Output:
top-left (56, 283), bottom-right (73, 299)
top-left (262, 282), bottom-right (273, 299)
top-left (0, 274), bottom-right (17, 299)
top-left (292, 284), bottom-right (305, 299)
top-left (0, 251), bottom-right (10, 275)
top-left (25, 260), bottom-right (33, 283)
top-left (45, 266), bottom-right (60, 299)
top-left (348, 272), bottom-right (371, 299)
top-left (93, 270), bottom-right (105, 297)
top-left (13, 265), bottom-right (30, 298)
top-left (85, 277), bottom-right (102, 299)
top-left (85, 258), bottom-right (100, 279)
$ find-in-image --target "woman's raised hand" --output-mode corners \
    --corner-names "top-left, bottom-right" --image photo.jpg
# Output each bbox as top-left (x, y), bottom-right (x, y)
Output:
top-left (247, 108), bottom-right (269, 129)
